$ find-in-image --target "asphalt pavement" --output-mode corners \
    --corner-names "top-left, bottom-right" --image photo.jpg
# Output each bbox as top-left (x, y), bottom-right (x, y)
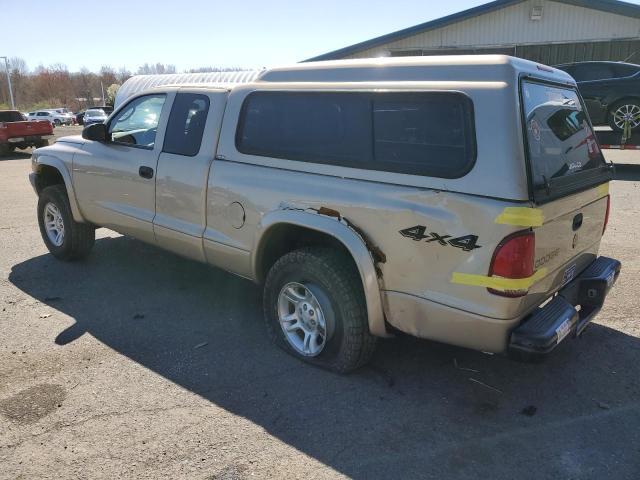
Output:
top-left (0, 127), bottom-right (639, 479)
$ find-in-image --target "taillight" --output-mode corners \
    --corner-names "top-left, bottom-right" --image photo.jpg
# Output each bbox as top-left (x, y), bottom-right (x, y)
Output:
top-left (603, 194), bottom-right (610, 235)
top-left (488, 231), bottom-right (536, 297)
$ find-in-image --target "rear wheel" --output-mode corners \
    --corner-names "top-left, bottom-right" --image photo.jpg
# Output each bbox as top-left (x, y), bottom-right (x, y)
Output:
top-left (37, 185), bottom-right (95, 261)
top-left (608, 100), bottom-right (640, 132)
top-left (35, 140), bottom-right (49, 148)
top-left (53, 119), bottom-right (61, 126)
top-left (263, 247), bottom-right (376, 373)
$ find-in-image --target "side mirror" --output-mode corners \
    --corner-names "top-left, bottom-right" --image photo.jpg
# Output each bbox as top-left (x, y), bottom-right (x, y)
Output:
top-left (82, 123), bottom-right (108, 142)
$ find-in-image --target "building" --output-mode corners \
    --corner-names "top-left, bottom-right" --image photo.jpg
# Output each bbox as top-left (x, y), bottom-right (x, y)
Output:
top-left (306, 0), bottom-right (640, 65)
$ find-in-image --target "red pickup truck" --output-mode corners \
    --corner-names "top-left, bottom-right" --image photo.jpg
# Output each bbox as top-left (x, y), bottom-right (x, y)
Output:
top-left (0, 110), bottom-right (53, 155)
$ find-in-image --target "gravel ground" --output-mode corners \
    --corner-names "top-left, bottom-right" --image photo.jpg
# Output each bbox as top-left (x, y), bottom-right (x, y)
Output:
top-left (0, 129), bottom-right (639, 479)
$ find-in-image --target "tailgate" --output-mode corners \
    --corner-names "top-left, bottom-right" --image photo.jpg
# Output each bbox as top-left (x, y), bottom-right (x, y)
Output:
top-left (528, 182), bottom-right (609, 300)
top-left (4, 121), bottom-right (52, 137)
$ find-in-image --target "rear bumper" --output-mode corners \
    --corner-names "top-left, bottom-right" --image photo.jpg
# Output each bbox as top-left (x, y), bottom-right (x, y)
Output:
top-left (508, 256), bottom-right (621, 359)
top-left (7, 134), bottom-right (53, 144)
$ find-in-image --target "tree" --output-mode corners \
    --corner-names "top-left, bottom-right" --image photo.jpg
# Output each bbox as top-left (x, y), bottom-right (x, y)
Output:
top-left (106, 84), bottom-right (120, 106)
top-left (136, 63), bottom-right (176, 75)
top-left (116, 67), bottom-right (132, 84)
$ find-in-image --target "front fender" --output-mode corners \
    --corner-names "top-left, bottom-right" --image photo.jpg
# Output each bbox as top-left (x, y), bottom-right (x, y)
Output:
top-left (32, 154), bottom-right (86, 223)
top-left (253, 209), bottom-right (388, 337)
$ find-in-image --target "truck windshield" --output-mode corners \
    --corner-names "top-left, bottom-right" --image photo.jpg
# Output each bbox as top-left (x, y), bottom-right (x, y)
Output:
top-left (522, 80), bottom-right (609, 201)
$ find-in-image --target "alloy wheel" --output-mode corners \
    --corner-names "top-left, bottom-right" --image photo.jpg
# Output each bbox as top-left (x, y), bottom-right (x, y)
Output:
top-left (277, 282), bottom-right (328, 357)
top-left (612, 104), bottom-right (640, 130)
top-left (44, 202), bottom-right (65, 247)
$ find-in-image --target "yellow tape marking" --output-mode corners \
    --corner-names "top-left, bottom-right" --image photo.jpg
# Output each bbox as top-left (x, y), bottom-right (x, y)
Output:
top-left (596, 182), bottom-right (609, 198)
top-left (495, 207), bottom-right (544, 227)
top-left (451, 268), bottom-right (548, 291)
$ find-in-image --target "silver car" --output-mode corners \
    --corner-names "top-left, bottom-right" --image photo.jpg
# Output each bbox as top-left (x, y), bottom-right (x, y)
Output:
top-left (83, 108), bottom-right (108, 126)
top-left (28, 56), bottom-right (620, 372)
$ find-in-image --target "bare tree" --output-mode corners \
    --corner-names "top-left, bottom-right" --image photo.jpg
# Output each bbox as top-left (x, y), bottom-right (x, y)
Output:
top-left (136, 63), bottom-right (177, 75)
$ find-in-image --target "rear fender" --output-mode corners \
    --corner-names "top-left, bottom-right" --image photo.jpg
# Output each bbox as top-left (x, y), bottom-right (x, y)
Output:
top-left (254, 209), bottom-right (388, 337)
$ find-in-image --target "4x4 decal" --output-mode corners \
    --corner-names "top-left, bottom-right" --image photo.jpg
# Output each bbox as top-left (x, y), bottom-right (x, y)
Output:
top-left (399, 225), bottom-right (481, 252)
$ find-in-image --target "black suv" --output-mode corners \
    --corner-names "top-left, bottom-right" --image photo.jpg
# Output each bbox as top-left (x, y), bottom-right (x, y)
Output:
top-left (554, 61), bottom-right (640, 131)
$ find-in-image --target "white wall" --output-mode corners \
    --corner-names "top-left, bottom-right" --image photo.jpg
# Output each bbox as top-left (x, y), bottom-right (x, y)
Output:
top-left (346, 0), bottom-right (640, 58)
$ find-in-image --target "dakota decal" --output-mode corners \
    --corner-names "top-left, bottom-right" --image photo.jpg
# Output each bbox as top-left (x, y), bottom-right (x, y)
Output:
top-left (534, 248), bottom-right (560, 268)
top-left (399, 225), bottom-right (481, 252)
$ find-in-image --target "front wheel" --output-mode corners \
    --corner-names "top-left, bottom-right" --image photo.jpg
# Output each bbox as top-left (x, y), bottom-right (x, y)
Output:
top-left (37, 185), bottom-right (95, 260)
top-left (263, 247), bottom-right (376, 373)
top-left (608, 100), bottom-right (640, 132)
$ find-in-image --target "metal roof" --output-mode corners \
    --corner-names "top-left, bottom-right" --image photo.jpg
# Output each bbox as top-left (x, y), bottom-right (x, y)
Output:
top-left (114, 70), bottom-right (264, 108)
top-left (305, 0), bottom-right (640, 61)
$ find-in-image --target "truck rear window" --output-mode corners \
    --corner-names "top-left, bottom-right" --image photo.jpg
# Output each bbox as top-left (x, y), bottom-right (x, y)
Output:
top-left (522, 80), bottom-right (610, 202)
top-left (0, 111), bottom-right (24, 122)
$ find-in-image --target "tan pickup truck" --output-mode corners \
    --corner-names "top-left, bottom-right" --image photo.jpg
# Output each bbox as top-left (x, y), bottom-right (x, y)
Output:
top-left (28, 56), bottom-right (621, 372)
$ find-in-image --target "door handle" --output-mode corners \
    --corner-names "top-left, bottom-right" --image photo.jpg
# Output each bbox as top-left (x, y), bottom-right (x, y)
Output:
top-left (572, 213), bottom-right (583, 231)
top-left (139, 166), bottom-right (154, 179)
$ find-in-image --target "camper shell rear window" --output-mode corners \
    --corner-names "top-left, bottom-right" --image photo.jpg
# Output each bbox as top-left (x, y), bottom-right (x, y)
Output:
top-left (521, 79), bottom-right (611, 203)
top-left (236, 91), bottom-right (476, 179)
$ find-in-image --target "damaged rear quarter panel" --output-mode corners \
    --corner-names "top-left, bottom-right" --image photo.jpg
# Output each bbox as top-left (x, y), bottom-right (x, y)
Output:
top-left (205, 160), bottom-right (527, 321)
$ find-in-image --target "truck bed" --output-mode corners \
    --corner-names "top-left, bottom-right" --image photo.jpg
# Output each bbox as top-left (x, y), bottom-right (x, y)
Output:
top-left (0, 111), bottom-right (53, 149)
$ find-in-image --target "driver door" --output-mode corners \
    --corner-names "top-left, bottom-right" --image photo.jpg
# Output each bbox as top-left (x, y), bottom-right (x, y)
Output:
top-left (73, 93), bottom-right (172, 244)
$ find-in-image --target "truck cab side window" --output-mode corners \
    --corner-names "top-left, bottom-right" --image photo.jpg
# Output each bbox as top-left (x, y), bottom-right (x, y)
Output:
top-left (108, 94), bottom-right (166, 149)
top-left (163, 93), bottom-right (210, 156)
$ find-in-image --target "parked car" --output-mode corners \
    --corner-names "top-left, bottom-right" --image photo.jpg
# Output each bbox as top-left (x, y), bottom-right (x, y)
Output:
top-left (76, 106), bottom-right (113, 125)
top-left (83, 108), bottom-right (108, 126)
top-left (49, 109), bottom-right (75, 125)
top-left (0, 110), bottom-right (53, 155)
top-left (28, 56), bottom-right (619, 372)
top-left (554, 61), bottom-right (640, 131)
top-left (54, 108), bottom-right (76, 123)
top-left (27, 110), bottom-right (73, 126)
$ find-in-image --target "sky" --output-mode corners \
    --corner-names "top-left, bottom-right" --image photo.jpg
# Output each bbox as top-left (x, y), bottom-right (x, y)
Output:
top-left (0, 0), bottom-right (554, 72)
top-left (5, 0), bottom-right (640, 73)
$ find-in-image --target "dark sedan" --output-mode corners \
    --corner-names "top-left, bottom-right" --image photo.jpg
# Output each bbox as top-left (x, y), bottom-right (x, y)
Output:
top-left (554, 61), bottom-right (640, 132)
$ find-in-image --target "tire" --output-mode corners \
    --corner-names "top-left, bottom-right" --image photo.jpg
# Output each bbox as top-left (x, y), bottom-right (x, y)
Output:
top-left (0, 144), bottom-right (10, 156)
top-left (35, 140), bottom-right (49, 148)
top-left (607, 100), bottom-right (640, 132)
top-left (263, 247), bottom-right (376, 373)
top-left (53, 119), bottom-right (61, 126)
top-left (37, 185), bottom-right (95, 261)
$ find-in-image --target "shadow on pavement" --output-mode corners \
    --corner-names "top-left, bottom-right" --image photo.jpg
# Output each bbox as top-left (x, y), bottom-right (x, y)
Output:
top-left (614, 163), bottom-right (640, 181)
top-left (0, 151), bottom-right (31, 161)
top-left (9, 236), bottom-right (640, 479)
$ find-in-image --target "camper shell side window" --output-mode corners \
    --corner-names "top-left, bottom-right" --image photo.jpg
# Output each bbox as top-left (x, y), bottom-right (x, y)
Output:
top-left (235, 90), bottom-right (477, 179)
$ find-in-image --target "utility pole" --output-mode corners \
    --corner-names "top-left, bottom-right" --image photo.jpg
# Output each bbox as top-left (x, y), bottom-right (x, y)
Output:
top-left (0, 56), bottom-right (15, 109)
top-left (101, 81), bottom-right (105, 105)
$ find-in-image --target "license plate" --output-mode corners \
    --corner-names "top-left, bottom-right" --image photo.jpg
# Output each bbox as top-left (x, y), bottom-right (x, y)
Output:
top-left (561, 264), bottom-right (577, 287)
top-left (556, 318), bottom-right (572, 344)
